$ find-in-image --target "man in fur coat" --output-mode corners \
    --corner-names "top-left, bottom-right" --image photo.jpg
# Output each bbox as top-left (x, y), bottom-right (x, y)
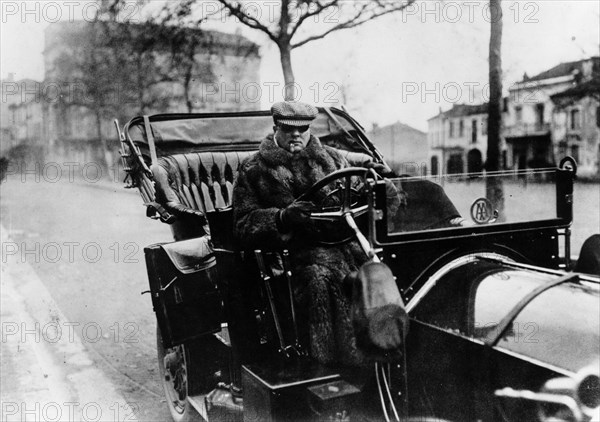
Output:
top-left (233, 101), bottom-right (372, 366)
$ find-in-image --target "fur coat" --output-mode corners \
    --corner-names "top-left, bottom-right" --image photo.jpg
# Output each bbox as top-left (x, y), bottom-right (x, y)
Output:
top-left (233, 135), bottom-right (367, 366)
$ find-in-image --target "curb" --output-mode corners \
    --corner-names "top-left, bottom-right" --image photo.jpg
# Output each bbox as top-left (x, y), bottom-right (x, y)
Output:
top-left (0, 224), bottom-right (138, 422)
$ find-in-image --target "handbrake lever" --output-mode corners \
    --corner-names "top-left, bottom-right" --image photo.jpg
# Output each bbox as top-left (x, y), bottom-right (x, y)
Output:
top-left (254, 250), bottom-right (288, 357)
top-left (282, 250), bottom-right (306, 357)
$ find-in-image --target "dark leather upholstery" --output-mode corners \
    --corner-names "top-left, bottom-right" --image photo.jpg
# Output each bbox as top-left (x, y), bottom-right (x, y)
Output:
top-left (152, 149), bottom-right (373, 242)
top-left (154, 151), bottom-right (255, 217)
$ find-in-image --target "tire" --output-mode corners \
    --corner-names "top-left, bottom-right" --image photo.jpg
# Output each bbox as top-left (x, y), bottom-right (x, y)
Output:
top-left (156, 326), bottom-right (203, 422)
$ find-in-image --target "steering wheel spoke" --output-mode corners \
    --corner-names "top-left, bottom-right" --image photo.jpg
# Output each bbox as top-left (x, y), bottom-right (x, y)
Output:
top-left (310, 210), bottom-right (344, 222)
top-left (349, 204), bottom-right (368, 218)
top-left (342, 175), bottom-right (353, 211)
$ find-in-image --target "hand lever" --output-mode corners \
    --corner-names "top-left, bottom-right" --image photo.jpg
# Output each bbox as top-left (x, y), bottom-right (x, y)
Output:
top-left (254, 250), bottom-right (289, 358)
top-left (282, 250), bottom-right (306, 357)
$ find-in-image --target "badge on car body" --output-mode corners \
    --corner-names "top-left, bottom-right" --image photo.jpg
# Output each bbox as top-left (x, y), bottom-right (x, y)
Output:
top-left (470, 198), bottom-right (497, 224)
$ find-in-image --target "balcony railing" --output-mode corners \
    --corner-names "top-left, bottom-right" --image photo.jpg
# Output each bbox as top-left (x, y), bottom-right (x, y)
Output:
top-left (504, 122), bottom-right (550, 138)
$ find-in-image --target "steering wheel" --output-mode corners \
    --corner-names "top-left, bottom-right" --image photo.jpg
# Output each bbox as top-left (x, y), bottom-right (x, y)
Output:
top-left (295, 167), bottom-right (377, 245)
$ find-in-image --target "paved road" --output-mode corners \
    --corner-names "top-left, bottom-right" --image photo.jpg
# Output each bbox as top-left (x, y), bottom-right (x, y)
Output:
top-left (1, 177), bottom-right (173, 421)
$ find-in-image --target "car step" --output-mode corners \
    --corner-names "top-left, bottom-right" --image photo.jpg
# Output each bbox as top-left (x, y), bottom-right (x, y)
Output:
top-left (188, 395), bottom-right (209, 421)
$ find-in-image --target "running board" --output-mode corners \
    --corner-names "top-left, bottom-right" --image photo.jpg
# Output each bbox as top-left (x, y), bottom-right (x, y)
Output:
top-left (188, 389), bottom-right (243, 422)
top-left (188, 395), bottom-right (208, 421)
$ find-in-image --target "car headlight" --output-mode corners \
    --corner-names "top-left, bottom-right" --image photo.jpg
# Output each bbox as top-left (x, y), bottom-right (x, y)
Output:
top-left (576, 369), bottom-right (600, 419)
top-left (495, 364), bottom-right (599, 422)
top-left (539, 364), bottom-right (600, 422)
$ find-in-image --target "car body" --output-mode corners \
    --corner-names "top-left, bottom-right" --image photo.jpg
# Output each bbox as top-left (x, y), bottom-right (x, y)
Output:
top-left (115, 109), bottom-right (599, 422)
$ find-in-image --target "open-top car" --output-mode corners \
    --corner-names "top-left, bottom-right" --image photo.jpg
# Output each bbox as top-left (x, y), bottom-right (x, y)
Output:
top-left (115, 108), bottom-right (599, 422)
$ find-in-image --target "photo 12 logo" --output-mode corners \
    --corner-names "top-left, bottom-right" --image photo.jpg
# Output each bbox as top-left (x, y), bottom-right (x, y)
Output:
top-left (1, 241), bottom-right (140, 264)
top-left (400, 1), bottom-right (539, 24)
top-left (1, 161), bottom-right (129, 184)
top-left (400, 81), bottom-right (545, 104)
top-left (1, 1), bottom-right (142, 24)
top-left (2, 161), bottom-right (104, 183)
top-left (198, 81), bottom-right (341, 104)
top-left (1, 401), bottom-right (139, 422)
top-left (1, 321), bottom-right (140, 344)
top-left (186, 0), bottom-right (342, 24)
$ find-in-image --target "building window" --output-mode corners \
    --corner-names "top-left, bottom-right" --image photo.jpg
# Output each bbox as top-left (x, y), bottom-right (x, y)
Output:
top-left (63, 108), bottom-right (72, 137)
top-left (449, 121), bottom-right (455, 138)
top-left (482, 117), bottom-right (488, 135)
top-left (459, 119), bottom-right (464, 137)
top-left (558, 141), bottom-right (568, 157)
top-left (571, 145), bottom-right (579, 163)
top-left (515, 105), bottom-right (523, 123)
top-left (570, 109), bottom-right (580, 130)
top-left (471, 119), bottom-right (477, 143)
top-left (447, 154), bottom-right (464, 175)
top-left (536, 103), bottom-right (544, 125)
top-left (431, 156), bottom-right (439, 176)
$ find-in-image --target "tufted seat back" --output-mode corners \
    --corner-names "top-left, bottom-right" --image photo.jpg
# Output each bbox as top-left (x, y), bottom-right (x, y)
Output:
top-left (155, 149), bottom-right (373, 213)
top-left (152, 149), bottom-right (373, 243)
top-left (156, 151), bottom-right (255, 213)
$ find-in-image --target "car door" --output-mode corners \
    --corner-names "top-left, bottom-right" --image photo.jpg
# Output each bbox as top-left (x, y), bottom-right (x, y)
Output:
top-left (486, 280), bottom-right (600, 422)
top-left (406, 260), bottom-right (501, 421)
top-left (404, 260), bottom-right (581, 422)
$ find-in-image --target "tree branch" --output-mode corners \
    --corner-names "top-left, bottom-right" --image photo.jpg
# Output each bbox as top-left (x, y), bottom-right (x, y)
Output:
top-left (291, 0), bottom-right (415, 49)
top-left (289, 0), bottom-right (339, 39)
top-left (215, 0), bottom-right (278, 43)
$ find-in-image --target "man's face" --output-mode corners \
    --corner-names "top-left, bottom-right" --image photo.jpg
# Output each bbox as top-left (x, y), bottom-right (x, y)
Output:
top-left (274, 123), bottom-right (311, 153)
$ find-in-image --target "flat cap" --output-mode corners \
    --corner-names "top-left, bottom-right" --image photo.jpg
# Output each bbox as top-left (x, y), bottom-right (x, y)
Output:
top-left (271, 101), bottom-right (318, 126)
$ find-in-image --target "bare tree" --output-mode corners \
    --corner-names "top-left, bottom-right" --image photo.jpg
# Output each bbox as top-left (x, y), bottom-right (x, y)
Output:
top-left (49, 20), bottom-right (130, 169)
top-left (486, 0), bottom-right (505, 219)
top-left (163, 0), bottom-right (416, 100)
top-left (158, 26), bottom-right (218, 112)
top-left (90, 0), bottom-right (219, 114)
top-left (46, 4), bottom-right (208, 173)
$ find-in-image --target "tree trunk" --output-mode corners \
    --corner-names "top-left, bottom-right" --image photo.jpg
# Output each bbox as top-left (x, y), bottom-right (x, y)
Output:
top-left (136, 54), bottom-right (146, 114)
top-left (184, 68), bottom-right (193, 112)
top-left (279, 44), bottom-right (296, 101)
top-left (486, 0), bottom-right (505, 220)
top-left (183, 41), bottom-right (196, 112)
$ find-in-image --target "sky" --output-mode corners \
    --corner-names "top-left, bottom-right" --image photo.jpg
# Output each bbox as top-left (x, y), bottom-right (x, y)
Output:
top-left (1, 0), bottom-right (599, 131)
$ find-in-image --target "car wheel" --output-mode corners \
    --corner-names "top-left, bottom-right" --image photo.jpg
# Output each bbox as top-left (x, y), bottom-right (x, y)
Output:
top-left (156, 326), bottom-right (202, 422)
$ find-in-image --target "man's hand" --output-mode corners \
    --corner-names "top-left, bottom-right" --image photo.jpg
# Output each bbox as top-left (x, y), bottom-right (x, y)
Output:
top-left (386, 180), bottom-right (408, 209)
top-left (277, 201), bottom-right (314, 233)
top-left (365, 161), bottom-right (396, 178)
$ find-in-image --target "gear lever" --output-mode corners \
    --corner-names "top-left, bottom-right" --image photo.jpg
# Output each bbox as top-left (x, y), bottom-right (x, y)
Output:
top-left (254, 250), bottom-right (305, 359)
top-left (282, 250), bottom-right (306, 357)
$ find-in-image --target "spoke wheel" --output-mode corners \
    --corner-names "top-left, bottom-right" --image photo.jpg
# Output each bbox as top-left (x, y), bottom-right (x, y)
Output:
top-left (156, 326), bottom-right (201, 422)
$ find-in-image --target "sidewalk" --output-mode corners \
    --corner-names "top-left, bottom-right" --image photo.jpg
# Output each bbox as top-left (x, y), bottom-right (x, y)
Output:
top-left (0, 225), bottom-right (137, 422)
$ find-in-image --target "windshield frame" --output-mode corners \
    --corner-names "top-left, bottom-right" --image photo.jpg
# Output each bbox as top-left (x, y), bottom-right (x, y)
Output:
top-left (369, 168), bottom-right (574, 246)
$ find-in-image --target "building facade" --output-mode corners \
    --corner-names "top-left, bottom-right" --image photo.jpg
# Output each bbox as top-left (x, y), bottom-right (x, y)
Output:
top-left (504, 57), bottom-right (598, 172)
top-left (368, 121), bottom-right (427, 175)
top-left (427, 56), bottom-right (600, 179)
top-left (1, 76), bottom-right (45, 155)
top-left (550, 78), bottom-right (600, 179)
top-left (427, 103), bottom-right (494, 175)
top-left (3, 21), bottom-right (261, 170)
